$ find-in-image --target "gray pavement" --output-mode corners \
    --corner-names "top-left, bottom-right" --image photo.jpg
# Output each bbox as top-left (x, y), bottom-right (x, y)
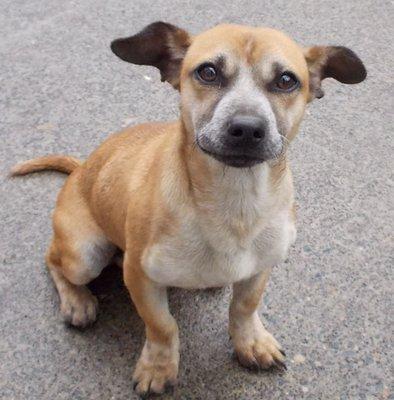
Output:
top-left (1, 1), bottom-right (393, 399)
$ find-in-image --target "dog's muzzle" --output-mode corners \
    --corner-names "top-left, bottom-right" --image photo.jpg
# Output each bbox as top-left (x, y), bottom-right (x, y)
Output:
top-left (198, 115), bottom-right (283, 168)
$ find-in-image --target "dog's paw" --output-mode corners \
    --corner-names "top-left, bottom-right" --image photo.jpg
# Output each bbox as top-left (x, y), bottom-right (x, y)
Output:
top-left (60, 287), bottom-right (98, 328)
top-left (231, 318), bottom-right (286, 371)
top-left (132, 340), bottom-right (179, 397)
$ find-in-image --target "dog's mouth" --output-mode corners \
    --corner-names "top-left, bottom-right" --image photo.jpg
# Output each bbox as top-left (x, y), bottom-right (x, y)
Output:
top-left (197, 145), bottom-right (265, 168)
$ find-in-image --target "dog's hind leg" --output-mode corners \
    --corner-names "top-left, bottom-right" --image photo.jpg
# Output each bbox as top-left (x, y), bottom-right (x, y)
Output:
top-left (45, 175), bottom-right (116, 327)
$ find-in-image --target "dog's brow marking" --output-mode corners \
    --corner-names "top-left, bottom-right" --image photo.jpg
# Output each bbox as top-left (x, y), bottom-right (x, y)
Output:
top-left (215, 55), bottom-right (226, 68)
top-left (245, 35), bottom-right (257, 65)
top-left (273, 62), bottom-right (287, 75)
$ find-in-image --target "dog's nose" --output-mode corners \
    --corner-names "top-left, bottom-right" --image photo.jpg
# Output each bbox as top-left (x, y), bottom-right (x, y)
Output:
top-left (227, 116), bottom-right (266, 146)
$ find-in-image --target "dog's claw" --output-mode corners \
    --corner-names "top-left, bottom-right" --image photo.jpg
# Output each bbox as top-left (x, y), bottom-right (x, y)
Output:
top-left (248, 360), bottom-right (261, 372)
top-left (164, 381), bottom-right (176, 393)
top-left (279, 349), bottom-right (286, 357)
top-left (135, 384), bottom-right (150, 399)
top-left (274, 359), bottom-right (287, 371)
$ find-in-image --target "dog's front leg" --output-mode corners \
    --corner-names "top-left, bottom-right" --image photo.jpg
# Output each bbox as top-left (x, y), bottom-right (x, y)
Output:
top-left (124, 253), bottom-right (179, 397)
top-left (229, 269), bottom-right (286, 370)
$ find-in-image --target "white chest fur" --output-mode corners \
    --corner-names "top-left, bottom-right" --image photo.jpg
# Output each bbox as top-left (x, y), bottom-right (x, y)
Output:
top-left (142, 164), bottom-right (296, 289)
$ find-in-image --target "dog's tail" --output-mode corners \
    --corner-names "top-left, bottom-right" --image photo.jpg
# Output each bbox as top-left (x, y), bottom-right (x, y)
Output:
top-left (10, 155), bottom-right (82, 176)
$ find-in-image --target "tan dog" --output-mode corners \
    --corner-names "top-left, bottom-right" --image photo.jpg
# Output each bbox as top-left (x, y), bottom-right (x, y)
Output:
top-left (12, 22), bottom-right (366, 397)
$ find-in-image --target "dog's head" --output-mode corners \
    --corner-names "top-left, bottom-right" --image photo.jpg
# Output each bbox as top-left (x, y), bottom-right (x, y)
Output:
top-left (111, 22), bottom-right (366, 168)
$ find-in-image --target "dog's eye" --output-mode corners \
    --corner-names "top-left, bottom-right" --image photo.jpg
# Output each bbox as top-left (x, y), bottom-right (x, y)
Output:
top-left (275, 72), bottom-right (299, 92)
top-left (196, 63), bottom-right (218, 83)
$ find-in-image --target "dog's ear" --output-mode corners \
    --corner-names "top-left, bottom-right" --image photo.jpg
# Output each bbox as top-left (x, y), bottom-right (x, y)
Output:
top-left (304, 46), bottom-right (366, 100)
top-left (111, 21), bottom-right (192, 89)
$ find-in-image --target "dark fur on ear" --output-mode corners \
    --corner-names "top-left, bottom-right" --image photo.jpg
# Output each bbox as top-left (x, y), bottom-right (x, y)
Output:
top-left (111, 21), bottom-right (191, 89)
top-left (304, 46), bottom-right (367, 100)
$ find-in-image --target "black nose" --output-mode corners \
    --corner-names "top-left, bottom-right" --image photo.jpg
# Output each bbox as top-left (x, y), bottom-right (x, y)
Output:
top-left (227, 116), bottom-right (266, 146)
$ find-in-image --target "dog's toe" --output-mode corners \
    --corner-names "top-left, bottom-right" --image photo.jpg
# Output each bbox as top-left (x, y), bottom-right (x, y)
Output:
top-left (132, 362), bottom-right (177, 398)
top-left (60, 288), bottom-right (98, 328)
top-left (133, 373), bottom-right (176, 398)
top-left (234, 331), bottom-right (286, 371)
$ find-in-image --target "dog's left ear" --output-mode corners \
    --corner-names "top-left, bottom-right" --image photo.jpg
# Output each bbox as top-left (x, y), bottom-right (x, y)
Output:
top-left (304, 46), bottom-right (366, 101)
top-left (111, 21), bottom-right (191, 89)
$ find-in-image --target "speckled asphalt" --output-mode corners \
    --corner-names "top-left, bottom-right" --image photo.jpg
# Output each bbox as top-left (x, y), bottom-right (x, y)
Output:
top-left (1, 1), bottom-right (393, 399)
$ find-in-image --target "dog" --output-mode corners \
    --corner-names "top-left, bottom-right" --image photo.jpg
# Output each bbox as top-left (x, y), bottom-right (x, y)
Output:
top-left (12, 22), bottom-right (366, 397)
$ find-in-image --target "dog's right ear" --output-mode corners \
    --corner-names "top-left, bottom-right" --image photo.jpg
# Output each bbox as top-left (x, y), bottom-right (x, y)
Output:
top-left (111, 22), bottom-right (191, 90)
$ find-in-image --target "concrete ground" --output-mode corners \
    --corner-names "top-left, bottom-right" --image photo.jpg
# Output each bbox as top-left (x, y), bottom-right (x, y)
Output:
top-left (1, 0), bottom-right (393, 399)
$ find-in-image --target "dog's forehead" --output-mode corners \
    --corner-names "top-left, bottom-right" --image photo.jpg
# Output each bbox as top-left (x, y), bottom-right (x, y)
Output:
top-left (184, 24), bottom-right (308, 78)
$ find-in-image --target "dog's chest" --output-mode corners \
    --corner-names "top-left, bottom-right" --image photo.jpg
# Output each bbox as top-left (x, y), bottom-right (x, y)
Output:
top-left (142, 172), bottom-right (296, 289)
